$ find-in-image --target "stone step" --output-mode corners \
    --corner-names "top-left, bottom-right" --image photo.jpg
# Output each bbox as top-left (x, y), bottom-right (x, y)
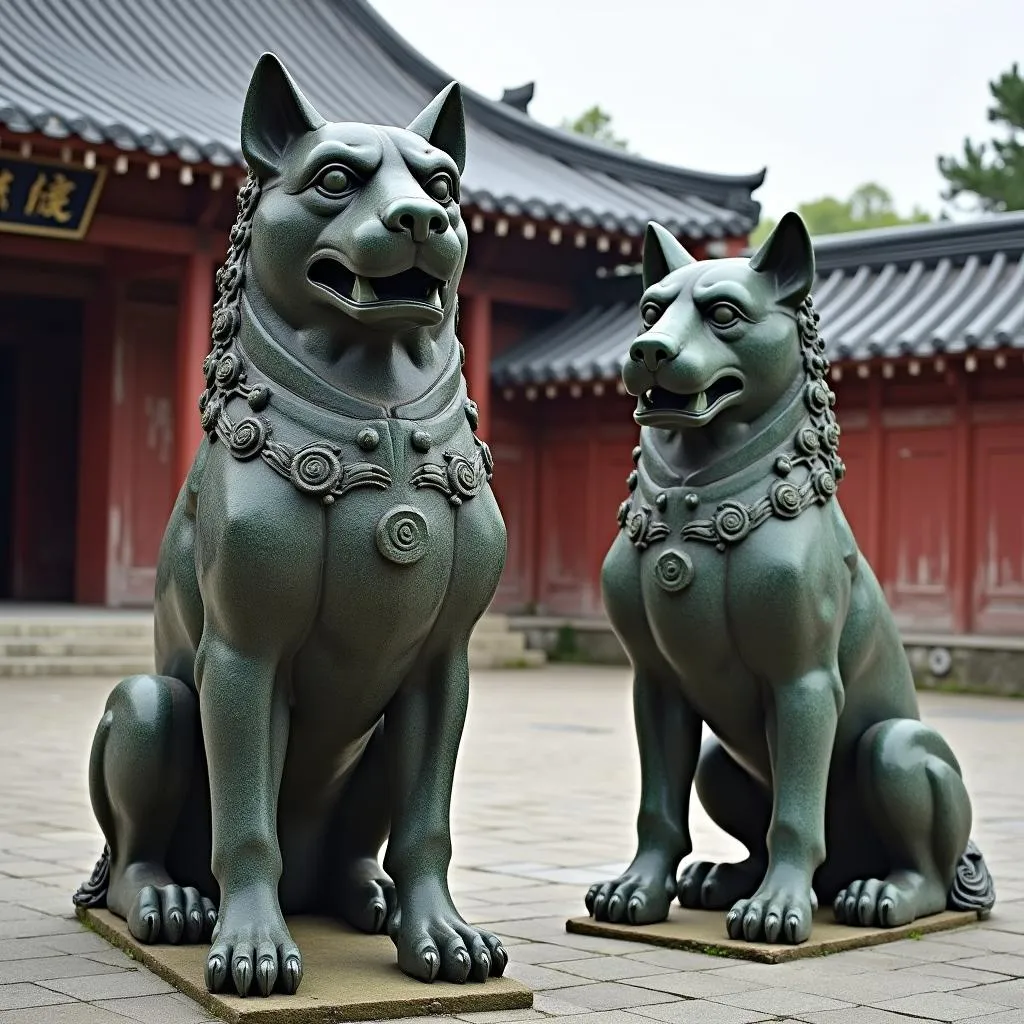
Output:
top-left (0, 639), bottom-right (154, 658)
top-left (0, 612), bottom-right (543, 675)
top-left (0, 655), bottom-right (155, 678)
top-left (0, 618), bottom-right (152, 639)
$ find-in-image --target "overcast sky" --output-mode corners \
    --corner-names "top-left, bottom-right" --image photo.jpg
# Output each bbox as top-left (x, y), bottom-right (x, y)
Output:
top-left (371, 0), bottom-right (1023, 222)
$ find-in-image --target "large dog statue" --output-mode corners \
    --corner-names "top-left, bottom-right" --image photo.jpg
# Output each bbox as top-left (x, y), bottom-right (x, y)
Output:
top-left (74, 54), bottom-right (508, 996)
top-left (587, 213), bottom-right (995, 944)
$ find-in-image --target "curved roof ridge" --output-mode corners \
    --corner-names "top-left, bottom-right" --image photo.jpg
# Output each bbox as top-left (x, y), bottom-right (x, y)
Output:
top-left (345, 0), bottom-right (765, 205)
top-left (813, 211), bottom-right (1024, 271)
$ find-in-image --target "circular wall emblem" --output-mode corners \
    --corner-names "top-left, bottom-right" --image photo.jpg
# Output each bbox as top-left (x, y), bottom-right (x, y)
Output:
top-left (654, 549), bottom-right (694, 593)
top-left (376, 505), bottom-right (429, 566)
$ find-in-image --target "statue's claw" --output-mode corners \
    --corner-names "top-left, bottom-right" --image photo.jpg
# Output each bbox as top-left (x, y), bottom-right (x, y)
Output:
top-left (586, 870), bottom-right (673, 925)
top-left (393, 897), bottom-right (505, 983)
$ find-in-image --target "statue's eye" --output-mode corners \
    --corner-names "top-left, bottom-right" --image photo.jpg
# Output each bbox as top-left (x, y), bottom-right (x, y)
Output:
top-left (315, 166), bottom-right (356, 197)
top-left (641, 302), bottom-right (662, 327)
top-left (708, 302), bottom-right (742, 328)
top-left (425, 173), bottom-right (456, 204)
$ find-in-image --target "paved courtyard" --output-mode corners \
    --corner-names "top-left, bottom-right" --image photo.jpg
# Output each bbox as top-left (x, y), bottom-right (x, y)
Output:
top-left (0, 667), bottom-right (1023, 1023)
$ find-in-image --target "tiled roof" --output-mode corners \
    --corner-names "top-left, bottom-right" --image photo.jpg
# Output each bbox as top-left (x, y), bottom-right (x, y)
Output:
top-left (491, 213), bottom-right (1024, 384)
top-left (0, 0), bottom-right (763, 238)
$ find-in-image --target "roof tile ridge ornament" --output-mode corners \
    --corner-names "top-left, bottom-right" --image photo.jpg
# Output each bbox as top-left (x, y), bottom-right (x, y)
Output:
top-left (342, 0), bottom-right (765, 206)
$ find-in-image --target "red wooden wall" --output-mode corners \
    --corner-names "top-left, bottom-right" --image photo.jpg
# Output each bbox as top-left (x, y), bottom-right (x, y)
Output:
top-left (491, 367), bottom-right (1024, 638)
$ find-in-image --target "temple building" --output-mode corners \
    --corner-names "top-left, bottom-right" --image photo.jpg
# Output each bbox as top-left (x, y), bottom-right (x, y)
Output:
top-left (2, 2), bottom-right (1020, 655)
top-left (0, 0), bottom-right (759, 608)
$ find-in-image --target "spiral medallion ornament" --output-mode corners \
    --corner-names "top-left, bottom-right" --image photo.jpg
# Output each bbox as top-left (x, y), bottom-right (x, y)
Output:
top-left (228, 417), bottom-right (268, 460)
top-left (654, 550), bottom-right (694, 593)
top-left (290, 445), bottom-right (343, 497)
top-left (376, 506), bottom-right (429, 566)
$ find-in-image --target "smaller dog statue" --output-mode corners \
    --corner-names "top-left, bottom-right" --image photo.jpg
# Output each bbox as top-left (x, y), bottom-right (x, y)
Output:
top-left (75, 54), bottom-right (508, 996)
top-left (587, 213), bottom-right (995, 944)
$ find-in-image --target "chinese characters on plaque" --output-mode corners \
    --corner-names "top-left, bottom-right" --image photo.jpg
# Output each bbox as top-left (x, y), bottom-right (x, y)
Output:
top-left (0, 154), bottom-right (106, 239)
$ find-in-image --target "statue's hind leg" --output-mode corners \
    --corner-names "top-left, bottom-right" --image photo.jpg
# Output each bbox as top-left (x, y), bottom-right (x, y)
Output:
top-left (85, 674), bottom-right (215, 944)
top-left (322, 720), bottom-right (396, 933)
top-left (834, 719), bottom-right (972, 927)
top-left (678, 737), bottom-right (772, 910)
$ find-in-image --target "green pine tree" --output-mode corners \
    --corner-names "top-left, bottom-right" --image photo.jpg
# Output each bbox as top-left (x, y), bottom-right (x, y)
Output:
top-left (561, 106), bottom-right (630, 152)
top-left (938, 63), bottom-right (1024, 212)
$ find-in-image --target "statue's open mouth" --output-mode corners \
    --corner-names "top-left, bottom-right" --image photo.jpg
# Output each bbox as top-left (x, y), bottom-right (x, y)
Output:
top-left (635, 373), bottom-right (744, 426)
top-left (307, 255), bottom-right (449, 326)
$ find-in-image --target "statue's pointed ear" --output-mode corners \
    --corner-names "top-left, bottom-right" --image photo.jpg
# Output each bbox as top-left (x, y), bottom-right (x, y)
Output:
top-left (642, 222), bottom-right (695, 290)
top-left (748, 211), bottom-right (815, 307)
top-left (241, 53), bottom-right (325, 179)
top-left (407, 82), bottom-right (466, 174)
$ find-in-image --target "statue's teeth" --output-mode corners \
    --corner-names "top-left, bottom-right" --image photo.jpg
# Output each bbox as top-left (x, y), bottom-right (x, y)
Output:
top-left (692, 391), bottom-right (708, 413)
top-left (439, 283), bottom-right (449, 305)
top-left (352, 276), bottom-right (378, 303)
top-left (428, 287), bottom-right (442, 309)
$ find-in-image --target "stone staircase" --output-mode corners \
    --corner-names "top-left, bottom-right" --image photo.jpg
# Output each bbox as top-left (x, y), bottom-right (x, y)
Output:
top-left (0, 608), bottom-right (542, 678)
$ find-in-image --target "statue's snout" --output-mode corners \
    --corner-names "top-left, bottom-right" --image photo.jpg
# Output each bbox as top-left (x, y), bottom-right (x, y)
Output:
top-left (382, 196), bottom-right (448, 243)
top-left (630, 333), bottom-right (679, 373)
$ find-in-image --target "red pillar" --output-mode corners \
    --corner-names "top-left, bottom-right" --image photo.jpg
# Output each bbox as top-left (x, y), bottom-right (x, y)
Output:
top-left (75, 275), bottom-right (117, 605)
top-left (461, 292), bottom-right (492, 441)
top-left (951, 366), bottom-right (973, 634)
top-left (175, 249), bottom-right (215, 486)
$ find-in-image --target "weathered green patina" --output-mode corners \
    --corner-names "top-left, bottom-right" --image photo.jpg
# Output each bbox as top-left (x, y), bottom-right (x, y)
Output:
top-left (74, 54), bottom-right (508, 997)
top-left (587, 213), bottom-right (995, 944)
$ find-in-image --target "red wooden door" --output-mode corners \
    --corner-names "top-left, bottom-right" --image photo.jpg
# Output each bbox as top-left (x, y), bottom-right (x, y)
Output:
top-left (880, 426), bottom-right (956, 631)
top-left (490, 429), bottom-right (536, 612)
top-left (537, 435), bottom-right (592, 615)
top-left (971, 421), bottom-right (1024, 634)
top-left (835, 427), bottom-right (874, 565)
top-left (108, 299), bottom-right (178, 606)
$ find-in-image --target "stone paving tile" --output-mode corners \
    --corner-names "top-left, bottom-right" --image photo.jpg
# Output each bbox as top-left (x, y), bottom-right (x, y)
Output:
top-left (622, 971), bottom-right (756, 999)
top-left (0, 954), bottom-right (126, 984)
top-left (872, 990), bottom-right (1011, 1020)
top-left (0, 938), bottom-right (65, 962)
top-left (959, 979), bottom-right (1024, 1008)
top-left (549, 957), bottom-right (676, 982)
top-left (712, 987), bottom-right (853, 1016)
top-left (954, 955), bottom-right (1024, 977)
top-left (503, 961), bottom-right (589, 991)
top-left (798, 1008), bottom-right (957, 1024)
top-left (954, 933), bottom-right (1024, 955)
top-left (94, 993), bottom-right (220, 1023)
top-left (623, 949), bottom-right (744, 971)
top-left (510, 942), bottom-right (597, 965)
top-left (0, 1005), bottom-right (132, 1024)
top-left (0, 916), bottom-right (87, 940)
top-left (0, 982), bottom-right (75, 1011)
top-left (538, 981), bottom-right (674, 1011)
top-left (913, 962), bottom-right (1020, 985)
top-left (628, 1000), bottom-right (774, 1023)
top-left (455, 1009), bottom-right (546, 1022)
top-left (39, 970), bottom-right (175, 1000)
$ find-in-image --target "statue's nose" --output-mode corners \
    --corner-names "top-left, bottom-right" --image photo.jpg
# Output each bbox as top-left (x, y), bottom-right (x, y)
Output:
top-left (629, 334), bottom-right (678, 373)
top-left (382, 197), bottom-right (448, 243)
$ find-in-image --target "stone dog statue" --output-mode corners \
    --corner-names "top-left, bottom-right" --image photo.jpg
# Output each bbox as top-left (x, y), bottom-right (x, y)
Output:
top-left (74, 54), bottom-right (508, 996)
top-left (587, 213), bottom-right (995, 944)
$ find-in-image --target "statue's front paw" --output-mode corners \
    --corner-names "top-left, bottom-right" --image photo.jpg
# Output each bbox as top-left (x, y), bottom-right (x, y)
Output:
top-left (390, 897), bottom-right (506, 983)
top-left (586, 868), bottom-right (674, 924)
top-left (727, 874), bottom-right (815, 944)
top-left (205, 896), bottom-right (301, 997)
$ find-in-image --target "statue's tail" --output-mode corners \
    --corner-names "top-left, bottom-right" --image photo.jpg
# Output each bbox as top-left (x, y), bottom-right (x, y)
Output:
top-left (73, 845), bottom-right (110, 909)
top-left (72, 707), bottom-right (116, 910)
top-left (947, 839), bottom-right (996, 918)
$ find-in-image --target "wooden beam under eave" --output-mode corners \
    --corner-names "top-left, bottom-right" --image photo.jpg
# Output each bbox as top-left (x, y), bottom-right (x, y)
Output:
top-left (460, 272), bottom-right (574, 311)
top-left (88, 214), bottom-right (200, 254)
top-left (0, 231), bottom-right (106, 267)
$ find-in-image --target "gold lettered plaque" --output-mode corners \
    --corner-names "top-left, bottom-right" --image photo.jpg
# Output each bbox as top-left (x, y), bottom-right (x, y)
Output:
top-left (0, 152), bottom-right (107, 240)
